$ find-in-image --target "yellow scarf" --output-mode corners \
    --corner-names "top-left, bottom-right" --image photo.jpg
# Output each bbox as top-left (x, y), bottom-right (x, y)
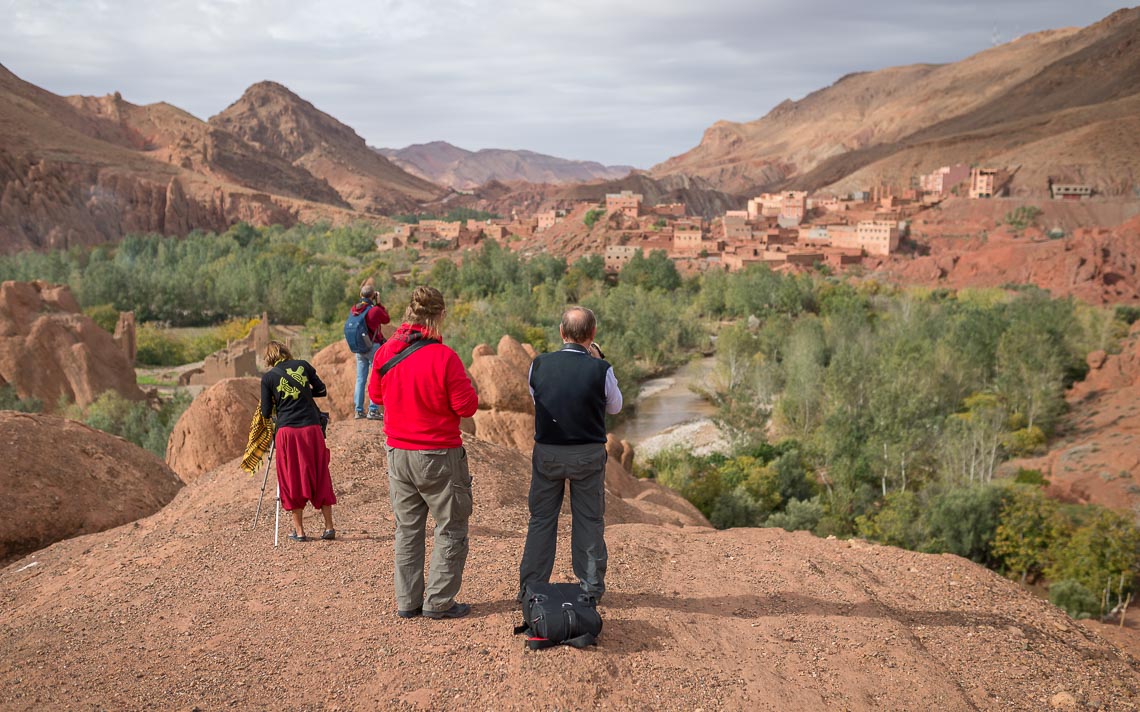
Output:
top-left (240, 407), bottom-right (275, 474)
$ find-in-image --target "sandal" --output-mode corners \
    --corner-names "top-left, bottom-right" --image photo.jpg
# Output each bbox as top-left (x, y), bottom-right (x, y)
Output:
top-left (321, 529), bottom-right (336, 541)
top-left (287, 532), bottom-right (309, 542)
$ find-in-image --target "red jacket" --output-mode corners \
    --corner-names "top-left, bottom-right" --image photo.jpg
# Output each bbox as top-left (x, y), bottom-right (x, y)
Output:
top-left (368, 323), bottom-right (478, 449)
top-left (350, 301), bottom-right (391, 343)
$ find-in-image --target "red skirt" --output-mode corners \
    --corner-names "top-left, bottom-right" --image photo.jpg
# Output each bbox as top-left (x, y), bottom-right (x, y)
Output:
top-left (275, 424), bottom-right (336, 511)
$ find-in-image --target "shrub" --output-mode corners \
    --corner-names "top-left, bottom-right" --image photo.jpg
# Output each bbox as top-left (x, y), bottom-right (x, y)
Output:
top-left (84, 304), bottom-right (120, 333)
top-left (764, 497), bottom-right (825, 532)
top-left (1049, 579), bottom-right (1100, 619)
top-left (1013, 467), bottom-right (1049, 486)
top-left (925, 485), bottom-right (1005, 563)
top-left (75, 390), bottom-right (191, 458)
top-left (1116, 305), bottom-right (1140, 326)
top-left (855, 490), bottom-right (926, 550)
top-left (991, 485), bottom-right (1065, 582)
top-left (710, 485), bottom-right (764, 529)
top-left (1002, 427), bottom-right (1047, 456)
top-left (583, 209), bottom-right (605, 228)
top-left (1004, 206), bottom-right (1042, 230)
top-left (0, 385), bottom-right (42, 413)
top-left (135, 325), bottom-right (189, 366)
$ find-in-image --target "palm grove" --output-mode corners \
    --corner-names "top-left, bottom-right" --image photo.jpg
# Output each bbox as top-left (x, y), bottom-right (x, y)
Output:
top-left (1, 221), bottom-right (1137, 620)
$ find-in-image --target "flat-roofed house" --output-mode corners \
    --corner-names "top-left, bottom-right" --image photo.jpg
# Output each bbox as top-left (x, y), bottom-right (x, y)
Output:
top-left (605, 190), bottom-right (643, 217)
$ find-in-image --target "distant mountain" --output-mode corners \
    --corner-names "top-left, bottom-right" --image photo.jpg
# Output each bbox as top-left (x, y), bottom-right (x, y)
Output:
top-left (652, 7), bottom-right (1140, 198)
top-left (377, 141), bottom-right (635, 189)
top-left (211, 83), bottom-right (440, 213)
top-left (429, 172), bottom-right (744, 221)
top-left (0, 67), bottom-right (442, 252)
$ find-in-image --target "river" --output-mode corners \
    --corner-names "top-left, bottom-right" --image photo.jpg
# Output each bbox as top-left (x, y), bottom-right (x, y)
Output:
top-left (610, 356), bottom-right (729, 459)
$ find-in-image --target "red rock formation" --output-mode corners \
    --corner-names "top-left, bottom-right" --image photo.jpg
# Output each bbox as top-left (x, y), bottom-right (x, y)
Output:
top-left (166, 377), bottom-right (261, 483)
top-left (0, 411), bottom-right (182, 562)
top-left (0, 65), bottom-right (422, 252)
top-left (0, 280), bottom-right (144, 410)
top-left (112, 310), bottom-right (136, 364)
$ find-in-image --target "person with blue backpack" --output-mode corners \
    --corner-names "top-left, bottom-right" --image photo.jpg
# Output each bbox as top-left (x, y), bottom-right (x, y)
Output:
top-left (345, 282), bottom-right (391, 420)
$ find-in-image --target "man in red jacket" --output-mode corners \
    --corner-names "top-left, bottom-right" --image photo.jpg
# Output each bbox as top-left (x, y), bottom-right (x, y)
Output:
top-left (368, 286), bottom-right (479, 620)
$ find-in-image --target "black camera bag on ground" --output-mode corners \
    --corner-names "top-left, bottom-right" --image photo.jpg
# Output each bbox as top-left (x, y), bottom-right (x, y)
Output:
top-left (514, 582), bottom-right (602, 650)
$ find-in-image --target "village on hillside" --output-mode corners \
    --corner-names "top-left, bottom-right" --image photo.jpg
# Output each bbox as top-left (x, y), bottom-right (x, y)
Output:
top-left (378, 164), bottom-right (1101, 276)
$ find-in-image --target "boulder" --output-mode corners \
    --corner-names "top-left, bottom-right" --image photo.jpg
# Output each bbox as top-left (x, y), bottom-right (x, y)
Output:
top-left (471, 410), bottom-right (534, 453)
top-left (166, 377), bottom-right (261, 483)
top-left (0, 281), bottom-right (144, 411)
top-left (1087, 349), bottom-right (1107, 370)
top-left (467, 335), bottom-right (535, 413)
top-left (0, 411), bottom-right (182, 562)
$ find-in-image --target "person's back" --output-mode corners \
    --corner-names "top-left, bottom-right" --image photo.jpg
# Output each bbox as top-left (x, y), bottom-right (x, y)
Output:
top-left (368, 286), bottom-right (478, 620)
top-left (371, 325), bottom-right (474, 449)
top-left (530, 348), bottom-right (611, 445)
top-left (348, 283), bottom-right (390, 420)
top-left (259, 342), bottom-right (336, 542)
top-left (519, 306), bottom-right (621, 603)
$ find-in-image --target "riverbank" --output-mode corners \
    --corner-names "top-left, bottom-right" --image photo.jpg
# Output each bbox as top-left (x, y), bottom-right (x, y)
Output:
top-left (611, 356), bottom-right (730, 461)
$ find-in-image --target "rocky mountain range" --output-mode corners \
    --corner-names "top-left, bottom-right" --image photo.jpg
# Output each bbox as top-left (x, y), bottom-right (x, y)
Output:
top-left (652, 7), bottom-right (1140, 198)
top-left (0, 67), bottom-right (440, 253)
top-left (377, 140), bottom-right (635, 190)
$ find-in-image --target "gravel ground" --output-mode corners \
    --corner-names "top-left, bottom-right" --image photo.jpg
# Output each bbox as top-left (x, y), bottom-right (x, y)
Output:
top-left (1, 420), bottom-right (1138, 711)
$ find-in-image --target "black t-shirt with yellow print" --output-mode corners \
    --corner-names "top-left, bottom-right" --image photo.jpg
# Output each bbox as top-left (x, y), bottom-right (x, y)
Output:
top-left (259, 359), bottom-right (327, 429)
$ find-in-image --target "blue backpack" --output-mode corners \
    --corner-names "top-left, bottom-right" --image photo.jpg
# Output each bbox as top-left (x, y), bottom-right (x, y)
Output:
top-left (344, 305), bottom-right (374, 354)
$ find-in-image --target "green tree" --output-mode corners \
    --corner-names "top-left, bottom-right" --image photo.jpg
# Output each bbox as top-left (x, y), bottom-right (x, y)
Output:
top-left (924, 485), bottom-right (1005, 563)
top-left (1046, 508), bottom-right (1140, 602)
top-left (996, 319), bottom-right (1065, 433)
top-left (991, 485), bottom-right (1066, 583)
top-left (855, 490), bottom-right (926, 550)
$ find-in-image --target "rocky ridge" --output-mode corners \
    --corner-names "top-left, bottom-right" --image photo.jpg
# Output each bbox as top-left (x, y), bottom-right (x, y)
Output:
top-left (0, 280), bottom-right (143, 410)
top-left (0, 66), bottom-right (434, 252)
top-left (652, 8), bottom-right (1140, 198)
top-left (377, 140), bottom-right (635, 190)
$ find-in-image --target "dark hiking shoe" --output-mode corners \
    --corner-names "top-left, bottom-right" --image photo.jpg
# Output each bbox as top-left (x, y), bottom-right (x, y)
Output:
top-left (423, 603), bottom-right (470, 619)
top-left (366, 410), bottom-right (384, 421)
top-left (397, 607), bottom-right (422, 619)
top-left (354, 411), bottom-right (365, 420)
top-left (321, 529), bottom-right (336, 540)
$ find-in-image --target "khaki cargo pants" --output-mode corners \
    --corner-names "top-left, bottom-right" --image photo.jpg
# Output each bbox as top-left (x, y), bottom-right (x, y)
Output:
top-left (387, 446), bottom-right (472, 613)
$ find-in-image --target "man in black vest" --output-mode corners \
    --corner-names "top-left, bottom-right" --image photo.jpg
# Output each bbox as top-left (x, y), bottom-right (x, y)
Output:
top-left (518, 306), bottom-right (623, 602)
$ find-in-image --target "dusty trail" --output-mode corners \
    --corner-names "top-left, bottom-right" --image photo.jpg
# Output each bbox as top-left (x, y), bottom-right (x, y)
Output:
top-left (1, 421), bottom-right (1138, 710)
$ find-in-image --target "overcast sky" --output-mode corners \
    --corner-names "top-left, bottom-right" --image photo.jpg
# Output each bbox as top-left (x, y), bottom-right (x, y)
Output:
top-left (1, 1), bottom-right (1129, 167)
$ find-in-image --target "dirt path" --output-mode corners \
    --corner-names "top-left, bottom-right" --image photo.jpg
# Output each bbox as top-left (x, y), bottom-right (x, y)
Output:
top-left (1, 422), bottom-right (1137, 710)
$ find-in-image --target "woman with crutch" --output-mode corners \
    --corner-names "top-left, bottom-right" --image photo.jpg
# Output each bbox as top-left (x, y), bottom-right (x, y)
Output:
top-left (260, 340), bottom-right (337, 541)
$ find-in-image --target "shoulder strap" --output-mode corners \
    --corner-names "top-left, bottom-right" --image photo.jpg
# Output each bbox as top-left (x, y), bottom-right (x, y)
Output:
top-left (379, 337), bottom-right (441, 378)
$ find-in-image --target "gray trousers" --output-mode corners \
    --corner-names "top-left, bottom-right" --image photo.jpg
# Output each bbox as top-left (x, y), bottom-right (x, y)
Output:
top-left (518, 442), bottom-right (608, 599)
top-left (387, 446), bottom-right (472, 613)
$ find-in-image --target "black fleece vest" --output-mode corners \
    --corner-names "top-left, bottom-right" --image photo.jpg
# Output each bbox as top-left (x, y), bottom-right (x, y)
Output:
top-left (530, 344), bottom-right (611, 445)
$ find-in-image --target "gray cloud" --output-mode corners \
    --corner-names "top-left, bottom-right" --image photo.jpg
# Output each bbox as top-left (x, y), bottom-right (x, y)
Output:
top-left (1, 0), bottom-right (1126, 166)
